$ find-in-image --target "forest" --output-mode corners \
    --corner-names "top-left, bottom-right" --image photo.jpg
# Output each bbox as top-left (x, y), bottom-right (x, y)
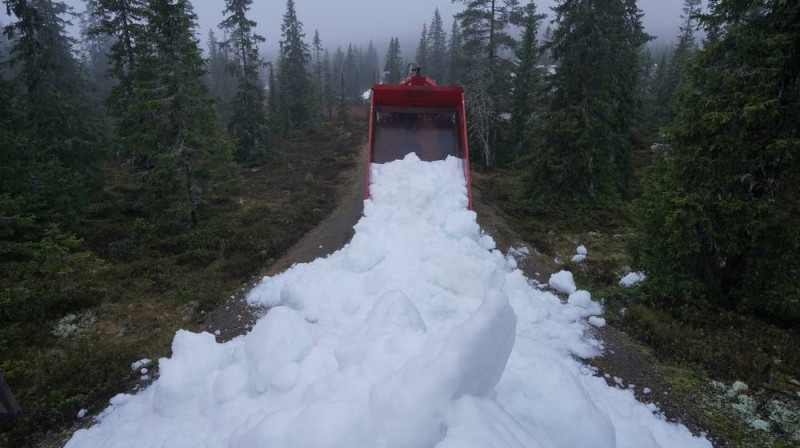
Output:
top-left (1, 0), bottom-right (798, 446)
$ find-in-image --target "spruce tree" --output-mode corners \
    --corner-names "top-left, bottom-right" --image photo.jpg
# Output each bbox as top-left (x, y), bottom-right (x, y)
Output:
top-left (123, 0), bottom-right (236, 226)
top-left (653, 0), bottom-right (701, 127)
top-left (207, 29), bottom-right (237, 121)
top-left (275, 0), bottom-right (313, 131)
top-left (383, 37), bottom-right (402, 84)
top-left (415, 23), bottom-right (428, 72)
top-left (635, 0), bottom-right (800, 322)
top-left (508, 2), bottom-right (544, 160)
top-left (454, 0), bottom-right (524, 168)
top-left (344, 43), bottom-right (358, 100)
top-left (3, 0), bottom-right (100, 227)
top-left (427, 8), bottom-right (447, 83)
top-left (448, 19), bottom-right (462, 84)
top-left (530, 0), bottom-right (650, 203)
top-left (88, 0), bottom-right (147, 114)
top-left (323, 49), bottom-right (334, 117)
top-left (219, 0), bottom-right (269, 165)
top-left (312, 29), bottom-right (324, 115)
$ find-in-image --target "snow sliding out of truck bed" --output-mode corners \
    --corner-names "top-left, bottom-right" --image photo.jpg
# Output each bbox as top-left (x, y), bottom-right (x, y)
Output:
top-left (64, 155), bottom-right (710, 448)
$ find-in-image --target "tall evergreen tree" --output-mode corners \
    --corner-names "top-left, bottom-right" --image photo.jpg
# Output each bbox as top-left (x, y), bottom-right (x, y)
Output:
top-left (80, 0), bottom-right (115, 108)
top-left (653, 0), bottom-right (702, 127)
top-left (635, 0), bottom-right (800, 322)
top-left (88, 0), bottom-right (147, 114)
top-left (344, 43), bottom-right (359, 100)
top-left (219, 0), bottom-right (269, 164)
top-left (207, 29), bottom-right (237, 120)
top-left (275, 0), bottom-right (313, 131)
top-left (312, 29), bottom-right (324, 115)
top-left (447, 19), bottom-right (463, 84)
top-left (415, 23), bottom-right (429, 72)
top-left (454, 0), bottom-right (524, 168)
top-left (530, 0), bottom-right (650, 203)
top-left (383, 37), bottom-right (402, 84)
top-left (3, 0), bottom-right (100, 227)
top-left (323, 48), bottom-right (334, 117)
top-left (508, 2), bottom-right (545, 159)
top-left (123, 0), bottom-right (236, 226)
top-left (426, 8), bottom-right (447, 83)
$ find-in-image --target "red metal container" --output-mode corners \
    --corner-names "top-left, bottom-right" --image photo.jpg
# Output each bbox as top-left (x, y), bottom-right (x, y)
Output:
top-left (365, 74), bottom-right (473, 209)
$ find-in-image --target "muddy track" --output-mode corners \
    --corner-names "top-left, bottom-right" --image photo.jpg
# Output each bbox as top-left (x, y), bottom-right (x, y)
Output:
top-left (202, 144), bottom-right (369, 342)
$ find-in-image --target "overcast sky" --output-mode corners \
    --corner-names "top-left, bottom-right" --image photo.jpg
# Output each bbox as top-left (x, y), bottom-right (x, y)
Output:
top-left (8, 0), bottom-right (691, 61)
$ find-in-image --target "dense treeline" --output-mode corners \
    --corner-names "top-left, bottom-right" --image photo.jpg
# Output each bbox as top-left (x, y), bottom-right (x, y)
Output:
top-left (402, 0), bottom-right (798, 325)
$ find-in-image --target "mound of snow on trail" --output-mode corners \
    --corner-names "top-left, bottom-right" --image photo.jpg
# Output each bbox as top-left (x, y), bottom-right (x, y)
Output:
top-left (65, 155), bottom-right (709, 448)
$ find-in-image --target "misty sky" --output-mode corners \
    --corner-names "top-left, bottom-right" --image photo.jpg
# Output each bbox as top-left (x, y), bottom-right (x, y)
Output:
top-left (9, 0), bottom-right (691, 61)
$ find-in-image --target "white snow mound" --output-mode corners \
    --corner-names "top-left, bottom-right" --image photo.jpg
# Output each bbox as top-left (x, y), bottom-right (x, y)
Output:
top-left (64, 154), bottom-right (708, 448)
top-left (620, 271), bottom-right (647, 286)
top-left (548, 269), bottom-right (577, 294)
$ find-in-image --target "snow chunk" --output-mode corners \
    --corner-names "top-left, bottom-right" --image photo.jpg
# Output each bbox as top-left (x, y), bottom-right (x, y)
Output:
top-left (576, 245), bottom-right (587, 255)
top-left (245, 306), bottom-right (312, 393)
top-left (589, 316), bottom-right (607, 328)
top-left (571, 254), bottom-right (586, 263)
top-left (619, 271), bottom-right (646, 286)
top-left (77, 409), bottom-right (87, 419)
top-left (549, 270), bottom-right (577, 294)
top-left (130, 358), bottom-right (151, 371)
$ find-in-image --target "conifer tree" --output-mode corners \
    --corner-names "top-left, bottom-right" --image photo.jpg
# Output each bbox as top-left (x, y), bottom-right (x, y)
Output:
top-left (80, 0), bottom-right (115, 108)
top-left (383, 37), bottom-right (402, 84)
top-left (508, 2), bottom-right (544, 159)
top-left (415, 23), bottom-right (428, 72)
top-left (336, 72), bottom-right (350, 125)
top-left (123, 0), bottom-right (236, 226)
top-left (275, 0), bottom-right (313, 131)
top-left (447, 19), bottom-right (462, 84)
top-left (207, 29), bottom-right (236, 120)
top-left (454, 0), bottom-right (524, 168)
top-left (323, 49), bottom-right (334, 117)
top-left (427, 8), bottom-right (447, 83)
top-left (88, 0), bottom-right (147, 113)
top-left (530, 0), bottom-right (650, 203)
top-left (3, 0), bottom-right (100, 227)
top-left (653, 0), bottom-right (701, 127)
top-left (344, 43), bottom-right (358, 100)
top-left (219, 0), bottom-right (269, 164)
top-left (635, 0), bottom-right (800, 322)
top-left (312, 30), bottom-right (324, 115)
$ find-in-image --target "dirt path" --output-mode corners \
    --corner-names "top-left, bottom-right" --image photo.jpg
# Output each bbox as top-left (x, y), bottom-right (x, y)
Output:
top-left (202, 144), bottom-right (368, 342)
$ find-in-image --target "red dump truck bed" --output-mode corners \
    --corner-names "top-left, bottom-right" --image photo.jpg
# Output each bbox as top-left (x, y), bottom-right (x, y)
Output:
top-left (365, 74), bottom-right (473, 209)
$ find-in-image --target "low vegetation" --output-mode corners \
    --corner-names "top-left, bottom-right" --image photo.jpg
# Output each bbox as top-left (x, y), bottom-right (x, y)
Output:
top-left (0, 123), bottom-right (363, 447)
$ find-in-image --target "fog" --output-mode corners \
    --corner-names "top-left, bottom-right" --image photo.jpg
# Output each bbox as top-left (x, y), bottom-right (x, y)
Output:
top-left (13, 0), bottom-right (691, 60)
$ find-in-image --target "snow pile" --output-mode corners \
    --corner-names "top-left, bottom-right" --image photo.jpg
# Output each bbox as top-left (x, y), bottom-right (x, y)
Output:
top-left (548, 269), bottom-right (577, 294)
top-left (572, 244), bottom-right (587, 263)
top-left (620, 271), bottom-right (647, 286)
top-left (64, 154), bottom-right (709, 448)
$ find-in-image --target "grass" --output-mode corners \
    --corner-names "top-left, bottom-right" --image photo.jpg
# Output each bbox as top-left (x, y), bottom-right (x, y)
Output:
top-left (0, 121), bottom-right (365, 448)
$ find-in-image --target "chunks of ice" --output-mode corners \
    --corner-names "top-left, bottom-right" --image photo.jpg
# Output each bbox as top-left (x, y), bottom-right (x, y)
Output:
top-left (245, 306), bottom-right (312, 393)
top-left (576, 245), bottom-right (587, 255)
top-left (549, 270), bottom-right (577, 294)
top-left (619, 271), bottom-right (646, 286)
top-left (589, 316), bottom-right (607, 328)
top-left (571, 254), bottom-right (586, 263)
top-left (130, 358), bottom-right (151, 371)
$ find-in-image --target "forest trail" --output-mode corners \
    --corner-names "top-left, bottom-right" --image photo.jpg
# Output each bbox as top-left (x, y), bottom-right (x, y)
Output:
top-left (62, 154), bottom-right (712, 448)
